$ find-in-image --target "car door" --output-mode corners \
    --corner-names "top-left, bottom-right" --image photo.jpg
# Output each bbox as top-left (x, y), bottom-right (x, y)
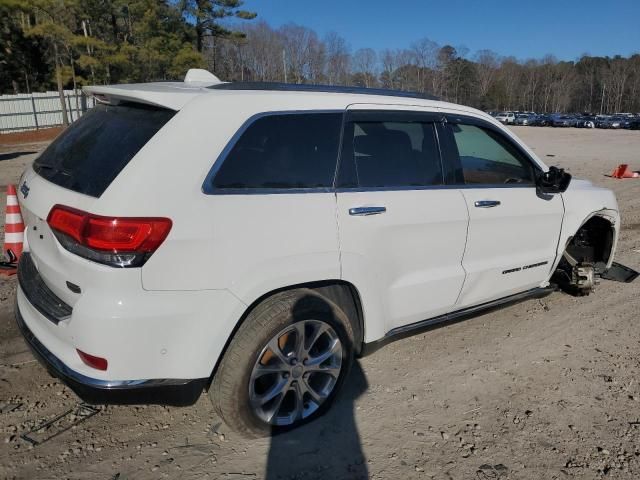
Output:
top-left (438, 114), bottom-right (564, 308)
top-left (336, 107), bottom-right (469, 333)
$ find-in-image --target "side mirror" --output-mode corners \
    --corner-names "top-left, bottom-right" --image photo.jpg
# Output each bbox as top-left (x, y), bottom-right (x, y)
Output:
top-left (537, 166), bottom-right (571, 194)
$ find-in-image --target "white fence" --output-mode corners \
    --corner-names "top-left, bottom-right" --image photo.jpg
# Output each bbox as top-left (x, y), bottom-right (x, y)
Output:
top-left (0, 90), bottom-right (95, 133)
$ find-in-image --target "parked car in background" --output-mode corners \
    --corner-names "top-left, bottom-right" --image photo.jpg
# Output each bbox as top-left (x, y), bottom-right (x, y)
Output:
top-left (596, 116), bottom-right (612, 128)
top-left (610, 116), bottom-right (632, 129)
top-left (551, 115), bottom-right (578, 127)
top-left (514, 113), bottom-right (536, 126)
top-left (531, 114), bottom-right (552, 126)
top-left (629, 117), bottom-right (640, 130)
top-left (495, 111), bottom-right (516, 124)
top-left (597, 116), bottom-right (630, 129)
top-left (576, 115), bottom-right (597, 128)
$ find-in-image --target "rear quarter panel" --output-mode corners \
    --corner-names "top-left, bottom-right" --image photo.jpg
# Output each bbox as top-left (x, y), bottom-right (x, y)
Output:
top-left (96, 93), bottom-right (345, 297)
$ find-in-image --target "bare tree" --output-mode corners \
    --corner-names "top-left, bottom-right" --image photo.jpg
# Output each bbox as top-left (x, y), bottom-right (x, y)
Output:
top-left (279, 24), bottom-right (322, 84)
top-left (394, 49), bottom-right (416, 90)
top-left (410, 37), bottom-right (439, 92)
top-left (522, 59), bottom-right (540, 111)
top-left (324, 32), bottom-right (350, 85)
top-left (474, 49), bottom-right (499, 99)
top-left (199, 22), bottom-right (640, 114)
top-left (628, 55), bottom-right (640, 112)
top-left (233, 22), bottom-right (279, 81)
top-left (608, 56), bottom-right (630, 112)
top-left (379, 49), bottom-right (397, 89)
top-left (352, 48), bottom-right (377, 87)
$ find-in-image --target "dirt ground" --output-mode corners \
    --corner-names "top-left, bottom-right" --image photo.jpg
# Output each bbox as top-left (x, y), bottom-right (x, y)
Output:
top-left (0, 128), bottom-right (63, 148)
top-left (0, 126), bottom-right (639, 480)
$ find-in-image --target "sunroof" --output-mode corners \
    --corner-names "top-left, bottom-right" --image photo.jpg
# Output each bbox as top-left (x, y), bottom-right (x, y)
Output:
top-left (208, 82), bottom-right (439, 101)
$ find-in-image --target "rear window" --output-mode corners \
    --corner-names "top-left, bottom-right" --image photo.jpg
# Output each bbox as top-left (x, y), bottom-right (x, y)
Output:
top-left (343, 120), bottom-right (443, 188)
top-left (210, 113), bottom-right (342, 190)
top-left (33, 103), bottom-right (175, 197)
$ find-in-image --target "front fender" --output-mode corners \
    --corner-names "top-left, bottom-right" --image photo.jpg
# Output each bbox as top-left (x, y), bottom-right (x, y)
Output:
top-left (552, 181), bottom-right (620, 274)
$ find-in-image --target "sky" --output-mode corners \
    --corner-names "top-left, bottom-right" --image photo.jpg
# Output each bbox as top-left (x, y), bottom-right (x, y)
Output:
top-left (239, 0), bottom-right (640, 61)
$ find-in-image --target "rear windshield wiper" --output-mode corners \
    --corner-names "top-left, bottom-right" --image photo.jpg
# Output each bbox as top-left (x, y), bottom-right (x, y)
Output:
top-left (34, 163), bottom-right (56, 171)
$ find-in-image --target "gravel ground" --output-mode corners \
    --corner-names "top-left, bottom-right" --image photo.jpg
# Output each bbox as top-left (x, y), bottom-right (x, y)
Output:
top-left (0, 127), bottom-right (639, 480)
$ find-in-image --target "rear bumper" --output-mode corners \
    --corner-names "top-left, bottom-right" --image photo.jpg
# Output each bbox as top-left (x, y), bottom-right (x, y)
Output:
top-left (15, 302), bottom-right (207, 406)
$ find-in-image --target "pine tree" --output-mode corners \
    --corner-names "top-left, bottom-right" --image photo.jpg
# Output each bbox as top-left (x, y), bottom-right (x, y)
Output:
top-left (180, 0), bottom-right (256, 52)
top-left (20, 0), bottom-right (88, 125)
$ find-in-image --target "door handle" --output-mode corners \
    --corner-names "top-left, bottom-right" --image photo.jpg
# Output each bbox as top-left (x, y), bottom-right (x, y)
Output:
top-left (474, 200), bottom-right (501, 208)
top-left (349, 206), bottom-right (387, 216)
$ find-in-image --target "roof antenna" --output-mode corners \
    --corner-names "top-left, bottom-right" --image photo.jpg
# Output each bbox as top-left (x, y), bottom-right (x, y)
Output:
top-left (184, 69), bottom-right (222, 86)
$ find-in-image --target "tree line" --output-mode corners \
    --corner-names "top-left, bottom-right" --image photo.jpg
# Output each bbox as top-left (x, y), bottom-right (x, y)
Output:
top-left (212, 23), bottom-right (640, 114)
top-left (0, 0), bottom-right (254, 123)
top-left (2, 1), bottom-right (639, 118)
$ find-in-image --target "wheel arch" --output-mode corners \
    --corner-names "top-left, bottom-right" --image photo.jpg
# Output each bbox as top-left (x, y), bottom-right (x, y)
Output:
top-left (566, 215), bottom-right (616, 268)
top-left (206, 280), bottom-right (366, 388)
top-left (552, 208), bottom-right (619, 277)
top-left (568, 211), bottom-right (617, 264)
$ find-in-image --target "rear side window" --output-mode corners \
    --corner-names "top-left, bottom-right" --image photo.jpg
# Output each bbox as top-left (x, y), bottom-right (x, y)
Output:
top-left (211, 113), bottom-right (342, 190)
top-left (33, 103), bottom-right (175, 197)
top-left (449, 124), bottom-right (534, 185)
top-left (339, 120), bottom-right (443, 188)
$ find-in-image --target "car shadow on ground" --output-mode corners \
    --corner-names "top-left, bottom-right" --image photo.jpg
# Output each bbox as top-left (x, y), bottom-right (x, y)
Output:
top-left (264, 360), bottom-right (369, 480)
top-left (0, 151), bottom-right (36, 161)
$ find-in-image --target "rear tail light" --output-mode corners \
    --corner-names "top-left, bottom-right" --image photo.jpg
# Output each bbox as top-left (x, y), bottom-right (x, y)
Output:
top-left (47, 205), bottom-right (172, 268)
top-left (77, 349), bottom-right (108, 371)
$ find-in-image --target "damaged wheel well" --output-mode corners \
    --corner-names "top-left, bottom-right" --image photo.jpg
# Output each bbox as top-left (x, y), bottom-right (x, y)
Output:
top-left (553, 215), bottom-right (615, 296)
top-left (565, 215), bottom-right (614, 273)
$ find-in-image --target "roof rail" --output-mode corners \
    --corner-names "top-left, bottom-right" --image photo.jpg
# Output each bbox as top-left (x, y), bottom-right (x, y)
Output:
top-left (208, 82), bottom-right (439, 100)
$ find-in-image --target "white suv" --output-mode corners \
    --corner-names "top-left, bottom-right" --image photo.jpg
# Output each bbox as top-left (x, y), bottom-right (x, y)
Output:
top-left (15, 71), bottom-right (619, 437)
top-left (495, 111), bottom-right (516, 124)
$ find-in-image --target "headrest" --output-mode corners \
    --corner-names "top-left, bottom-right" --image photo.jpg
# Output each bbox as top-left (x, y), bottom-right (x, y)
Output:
top-left (354, 129), bottom-right (412, 156)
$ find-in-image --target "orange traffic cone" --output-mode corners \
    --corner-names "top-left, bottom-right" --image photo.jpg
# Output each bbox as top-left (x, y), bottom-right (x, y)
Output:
top-left (1, 185), bottom-right (24, 276)
top-left (610, 164), bottom-right (640, 179)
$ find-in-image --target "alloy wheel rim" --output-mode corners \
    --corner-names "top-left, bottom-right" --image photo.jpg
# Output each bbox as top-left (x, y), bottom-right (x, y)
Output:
top-left (248, 320), bottom-right (343, 426)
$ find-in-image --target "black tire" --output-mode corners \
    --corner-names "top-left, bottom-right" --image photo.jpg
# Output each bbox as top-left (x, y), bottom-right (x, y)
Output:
top-left (209, 288), bottom-right (355, 438)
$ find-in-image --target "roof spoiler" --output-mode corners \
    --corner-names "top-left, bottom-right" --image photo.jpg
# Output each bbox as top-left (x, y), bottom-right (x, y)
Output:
top-left (184, 69), bottom-right (222, 86)
top-left (82, 69), bottom-right (222, 110)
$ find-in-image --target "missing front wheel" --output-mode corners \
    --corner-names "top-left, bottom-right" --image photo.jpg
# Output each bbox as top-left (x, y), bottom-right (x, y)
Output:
top-left (552, 259), bottom-right (598, 296)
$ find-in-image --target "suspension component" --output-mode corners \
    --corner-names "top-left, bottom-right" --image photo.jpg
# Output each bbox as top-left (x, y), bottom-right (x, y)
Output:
top-left (570, 262), bottom-right (598, 295)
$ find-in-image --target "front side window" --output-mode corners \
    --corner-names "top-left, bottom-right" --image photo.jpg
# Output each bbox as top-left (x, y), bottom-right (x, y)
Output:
top-left (340, 120), bottom-right (443, 188)
top-left (211, 113), bottom-right (342, 190)
top-left (449, 124), bottom-right (535, 185)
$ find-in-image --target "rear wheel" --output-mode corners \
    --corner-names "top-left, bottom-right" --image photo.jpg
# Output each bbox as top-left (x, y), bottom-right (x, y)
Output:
top-left (209, 289), bottom-right (354, 438)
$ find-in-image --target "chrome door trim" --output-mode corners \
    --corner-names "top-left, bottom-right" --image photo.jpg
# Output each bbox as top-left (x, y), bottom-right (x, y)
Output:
top-left (474, 200), bottom-right (501, 208)
top-left (348, 206), bottom-right (387, 216)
